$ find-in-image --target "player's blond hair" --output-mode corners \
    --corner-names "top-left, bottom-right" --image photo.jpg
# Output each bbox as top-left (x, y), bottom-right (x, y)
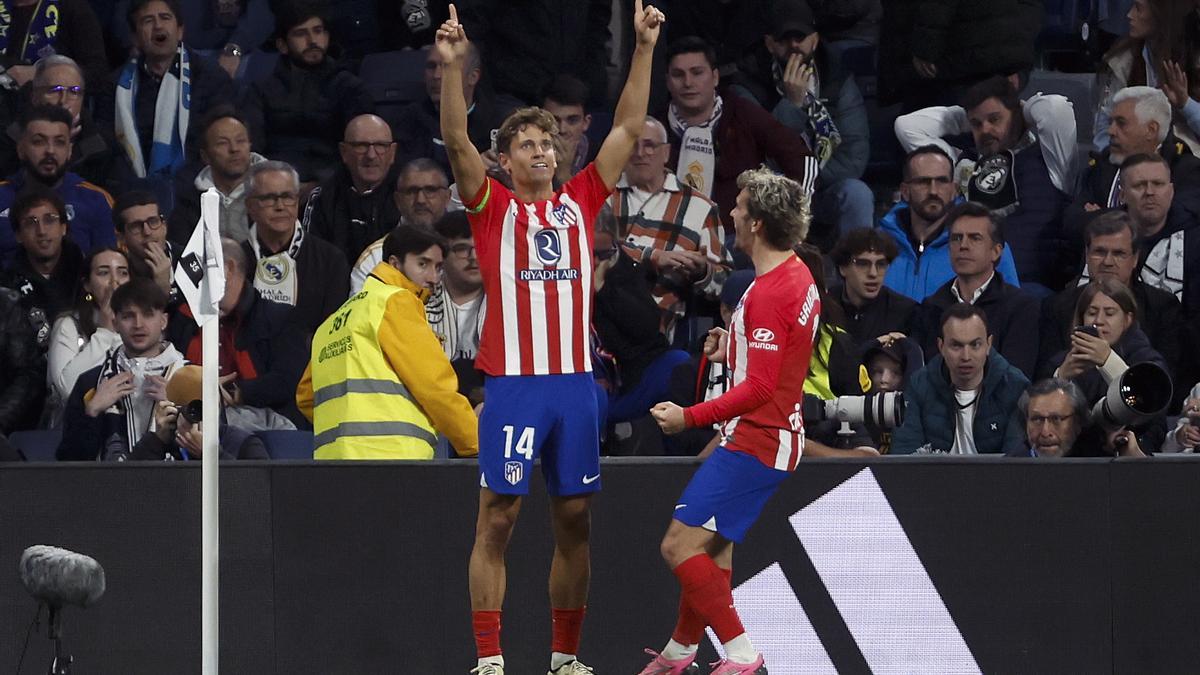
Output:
top-left (495, 107), bottom-right (559, 156)
top-left (736, 166), bottom-right (811, 249)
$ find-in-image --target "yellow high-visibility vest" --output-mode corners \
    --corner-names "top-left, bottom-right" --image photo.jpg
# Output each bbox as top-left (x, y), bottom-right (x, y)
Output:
top-left (310, 276), bottom-right (439, 459)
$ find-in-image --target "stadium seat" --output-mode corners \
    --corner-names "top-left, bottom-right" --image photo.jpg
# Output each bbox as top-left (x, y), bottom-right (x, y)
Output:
top-left (9, 429), bottom-right (63, 462)
top-left (359, 50), bottom-right (429, 123)
top-left (256, 430), bottom-right (315, 460)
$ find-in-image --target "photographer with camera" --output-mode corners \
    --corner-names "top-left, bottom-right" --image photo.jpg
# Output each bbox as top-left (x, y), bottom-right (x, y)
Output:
top-left (1166, 385), bottom-right (1200, 452)
top-left (1049, 278), bottom-right (1168, 454)
top-left (891, 302), bottom-right (1029, 455)
top-left (56, 278), bottom-right (185, 461)
top-left (112, 365), bottom-right (268, 461)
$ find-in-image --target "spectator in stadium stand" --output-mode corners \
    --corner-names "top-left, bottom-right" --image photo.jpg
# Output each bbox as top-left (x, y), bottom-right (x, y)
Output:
top-left (0, 0), bottom-right (109, 93)
top-left (122, 364), bottom-right (271, 460)
top-left (243, 1), bottom-right (374, 185)
top-left (0, 56), bottom-right (132, 195)
top-left (348, 158), bottom-right (452, 293)
top-left (296, 225), bottom-right (479, 460)
top-left (1164, 384), bottom-right (1200, 452)
top-left (1008, 377), bottom-right (1093, 457)
top-left (424, 211), bottom-right (485, 363)
top-left (57, 278), bottom-right (186, 461)
top-left (1094, 0), bottom-right (1200, 154)
top-left (393, 43), bottom-right (504, 179)
top-left (658, 36), bottom-right (815, 263)
top-left (891, 302), bottom-right (1030, 455)
top-left (113, 190), bottom-right (177, 301)
top-left (44, 248), bottom-right (130, 429)
top-left (591, 211), bottom-right (691, 430)
top-left (4, 190), bottom-right (85, 366)
top-left (1046, 277), bottom-right (1167, 454)
top-left (302, 114), bottom-right (401, 267)
top-left (454, 0), bottom-right (611, 109)
top-left (729, 0), bottom-right (873, 245)
top-left (604, 115), bottom-right (730, 343)
top-left (876, 0), bottom-right (1042, 112)
top-left (0, 105), bottom-right (116, 262)
top-left (167, 237), bottom-right (307, 429)
top-left (103, 0), bottom-right (233, 182)
top-left (829, 227), bottom-right (916, 345)
top-left (895, 75), bottom-right (1077, 293)
top-left (540, 75), bottom-right (597, 184)
top-left (878, 145), bottom-right (1020, 301)
top-left (795, 243), bottom-right (861, 401)
top-left (0, 282), bottom-right (46, 434)
top-left (909, 202), bottom-right (1041, 379)
top-left (1121, 153), bottom-right (1200, 319)
top-left (1069, 87), bottom-right (1200, 238)
top-left (1038, 211), bottom-right (1181, 384)
top-left (241, 160), bottom-right (349, 337)
top-left (167, 107), bottom-right (266, 246)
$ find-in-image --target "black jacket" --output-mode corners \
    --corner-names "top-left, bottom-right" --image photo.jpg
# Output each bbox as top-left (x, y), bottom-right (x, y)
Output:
top-left (1046, 326), bottom-right (1169, 453)
top-left (241, 231), bottom-right (350, 339)
top-left (0, 285), bottom-right (45, 433)
top-left (393, 96), bottom-right (506, 179)
top-left (593, 252), bottom-right (670, 391)
top-left (878, 0), bottom-right (1042, 105)
top-left (244, 56), bottom-right (375, 182)
top-left (301, 164), bottom-right (401, 266)
top-left (166, 287), bottom-right (310, 428)
top-left (1037, 279), bottom-right (1182, 382)
top-left (835, 284), bottom-right (918, 346)
top-left (1, 241), bottom-right (85, 349)
top-left (912, 275), bottom-right (1042, 379)
top-left (1065, 133), bottom-right (1200, 250)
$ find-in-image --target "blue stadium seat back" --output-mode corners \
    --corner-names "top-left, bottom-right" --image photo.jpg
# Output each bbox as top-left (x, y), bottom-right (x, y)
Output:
top-left (242, 50), bottom-right (280, 84)
top-left (1021, 69), bottom-right (1099, 143)
top-left (10, 429), bottom-right (63, 462)
top-left (435, 435), bottom-right (452, 459)
top-left (257, 430), bottom-right (315, 460)
top-left (359, 50), bottom-right (429, 108)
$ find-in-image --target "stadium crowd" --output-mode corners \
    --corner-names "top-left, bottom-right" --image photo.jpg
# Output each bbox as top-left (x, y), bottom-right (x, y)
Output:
top-left (2, 0), bottom-right (1200, 463)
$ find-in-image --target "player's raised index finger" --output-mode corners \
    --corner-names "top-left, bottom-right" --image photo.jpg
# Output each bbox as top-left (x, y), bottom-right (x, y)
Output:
top-left (448, 3), bottom-right (458, 22)
top-left (634, 0), bottom-right (644, 19)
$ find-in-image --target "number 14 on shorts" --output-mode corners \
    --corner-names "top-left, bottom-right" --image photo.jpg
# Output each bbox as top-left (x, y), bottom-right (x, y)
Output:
top-left (502, 425), bottom-right (535, 460)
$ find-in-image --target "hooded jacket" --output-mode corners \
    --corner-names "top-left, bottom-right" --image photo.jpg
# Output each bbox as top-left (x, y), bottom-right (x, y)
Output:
top-left (877, 201), bottom-right (1020, 301)
top-left (891, 349), bottom-right (1030, 455)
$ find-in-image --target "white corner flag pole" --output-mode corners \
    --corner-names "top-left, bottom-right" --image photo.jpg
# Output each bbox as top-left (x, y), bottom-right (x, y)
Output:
top-left (198, 188), bottom-right (224, 674)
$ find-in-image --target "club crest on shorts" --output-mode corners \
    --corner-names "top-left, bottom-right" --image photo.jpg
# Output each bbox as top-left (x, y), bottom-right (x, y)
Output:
top-left (504, 461), bottom-right (524, 485)
top-left (534, 228), bottom-right (562, 265)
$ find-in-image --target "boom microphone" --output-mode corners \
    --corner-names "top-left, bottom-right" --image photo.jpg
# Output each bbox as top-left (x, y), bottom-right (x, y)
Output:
top-left (19, 545), bottom-right (106, 609)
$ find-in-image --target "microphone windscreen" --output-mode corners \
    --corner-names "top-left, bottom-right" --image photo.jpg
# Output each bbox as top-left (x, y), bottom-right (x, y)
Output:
top-left (19, 545), bottom-right (106, 608)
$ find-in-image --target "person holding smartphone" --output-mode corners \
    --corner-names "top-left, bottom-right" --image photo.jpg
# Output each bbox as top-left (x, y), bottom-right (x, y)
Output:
top-left (1050, 278), bottom-right (1168, 454)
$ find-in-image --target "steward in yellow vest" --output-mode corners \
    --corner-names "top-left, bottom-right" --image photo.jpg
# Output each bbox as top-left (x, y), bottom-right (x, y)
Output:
top-left (297, 228), bottom-right (478, 459)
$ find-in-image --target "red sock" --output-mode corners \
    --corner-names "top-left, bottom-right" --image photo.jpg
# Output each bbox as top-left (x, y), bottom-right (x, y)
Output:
top-left (473, 610), bottom-right (502, 658)
top-left (671, 565), bottom-right (733, 645)
top-left (551, 607), bottom-right (586, 655)
top-left (673, 555), bottom-right (745, 643)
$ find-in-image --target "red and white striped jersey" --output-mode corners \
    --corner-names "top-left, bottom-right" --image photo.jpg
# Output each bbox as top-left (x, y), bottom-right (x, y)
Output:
top-left (465, 165), bottom-right (612, 376)
top-left (684, 256), bottom-right (820, 471)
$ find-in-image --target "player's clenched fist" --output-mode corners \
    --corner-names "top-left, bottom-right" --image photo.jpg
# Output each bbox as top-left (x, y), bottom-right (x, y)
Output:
top-left (434, 3), bottom-right (470, 64)
top-left (703, 327), bottom-right (728, 363)
top-left (650, 401), bottom-right (686, 434)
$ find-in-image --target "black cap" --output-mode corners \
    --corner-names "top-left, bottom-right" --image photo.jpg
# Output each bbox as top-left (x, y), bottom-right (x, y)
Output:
top-left (720, 270), bottom-right (756, 307)
top-left (769, 0), bottom-right (816, 39)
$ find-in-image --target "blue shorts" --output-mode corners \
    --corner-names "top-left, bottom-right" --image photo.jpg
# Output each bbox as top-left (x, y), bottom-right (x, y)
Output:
top-left (479, 373), bottom-right (601, 496)
top-left (673, 447), bottom-right (790, 543)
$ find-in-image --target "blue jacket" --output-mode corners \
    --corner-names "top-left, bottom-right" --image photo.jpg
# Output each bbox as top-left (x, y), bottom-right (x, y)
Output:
top-left (878, 201), bottom-right (1021, 302)
top-left (891, 350), bottom-right (1030, 455)
top-left (0, 172), bottom-right (116, 262)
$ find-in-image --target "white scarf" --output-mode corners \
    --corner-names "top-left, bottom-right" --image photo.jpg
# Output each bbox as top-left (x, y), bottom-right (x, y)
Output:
top-left (425, 285), bottom-right (486, 360)
top-left (668, 95), bottom-right (723, 198)
top-left (247, 222), bottom-right (304, 307)
top-left (1140, 230), bottom-right (1185, 301)
top-left (115, 45), bottom-right (191, 178)
top-left (97, 343), bottom-right (185, 456)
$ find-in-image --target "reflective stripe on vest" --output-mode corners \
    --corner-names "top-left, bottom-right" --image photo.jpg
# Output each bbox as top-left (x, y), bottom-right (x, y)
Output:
top-left (311, 277), bottom-right (439, 459)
